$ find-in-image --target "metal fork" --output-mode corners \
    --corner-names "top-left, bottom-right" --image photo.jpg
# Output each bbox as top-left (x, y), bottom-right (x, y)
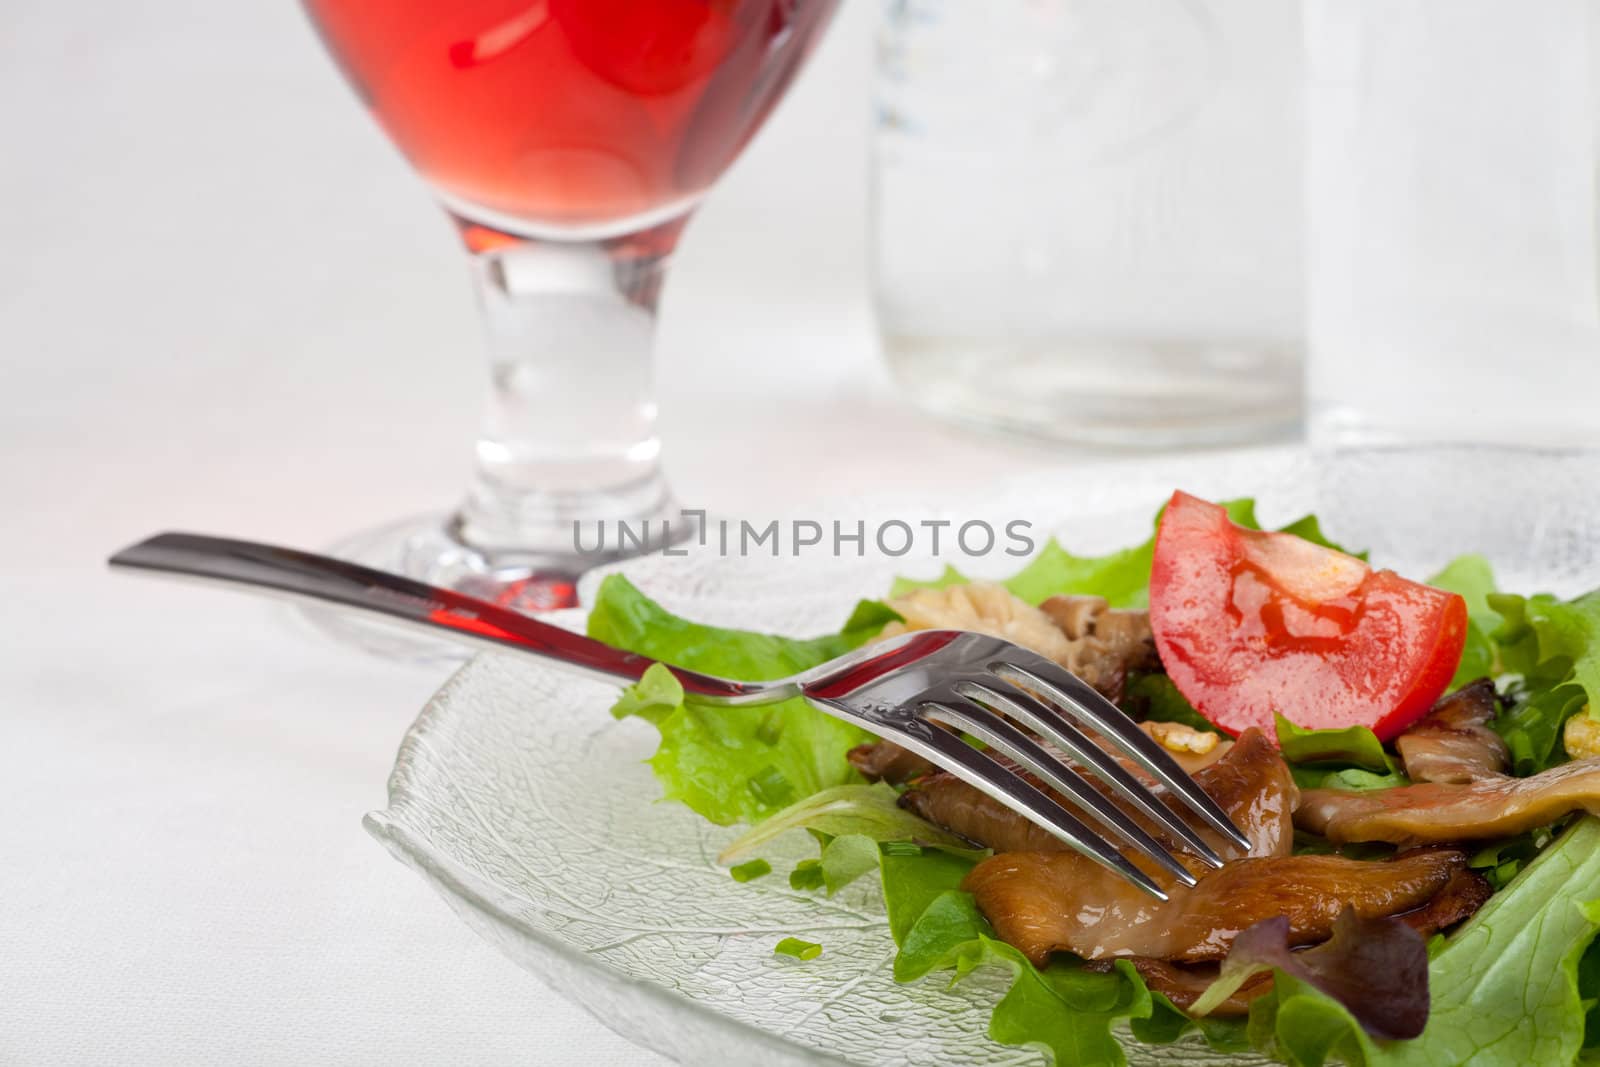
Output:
top-left (109, 532), bottom-right (1249, 899)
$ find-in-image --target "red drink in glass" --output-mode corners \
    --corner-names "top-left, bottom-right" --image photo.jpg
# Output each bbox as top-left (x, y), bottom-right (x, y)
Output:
top-left (305, 0), bottom-right (837, 234)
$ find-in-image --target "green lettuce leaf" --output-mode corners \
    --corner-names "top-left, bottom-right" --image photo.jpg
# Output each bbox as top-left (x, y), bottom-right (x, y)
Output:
top-left (880, 845), bottom-right (978, 945)
top-left (890, 498), bottom-right (1271, 608)
top-left (1468, 826), bottom-right (1559, 891)
top-left (1491, 588), bottom-right (1600, 703)
top-left (1129, 992), bottom-right (1255, 1052)
top-left (1495, 679), bottom-right (1587, 775)
top-left (893, 888), bottom-right (992, 980)
top-left (895, 900), bottom-right (1154, 1062)
top-left (814, 833), bottom-right (880, 894)
top-left (886, 534), bottom-right (1160, 608)
top-left (787, 833), bottom-right (884, 895)
top-left (1275, 714), bottom-right (1409, 792)
top-left (1579, 928), bottom-right (1600, 1053)
top-left (1277, 514), bottom-right (1369, 559)
top-left (592, 575), bottom-right (890, 825)
top-left (1486, 589), bottom-right (1600, 773)
top-left (1244, 816), bottom-right (1600, 1067)
top-left (1428, 555), bottom-right (1501, 690)
top-left (881, 846), bottom-right (1247, 1064)
top-left (1275, 715), bottom-right (1391, 772)
top-left (1429, 555), bottom-right (1502, 631)
top-left (978, 946), bottom-right (1155, 1067)
top-left (1293, 766), bottom-right (1410, 792)
top-left (1493, 590), bottom-right (1600, 711)
top-left (1450, 629), bottom-right (1498, 694)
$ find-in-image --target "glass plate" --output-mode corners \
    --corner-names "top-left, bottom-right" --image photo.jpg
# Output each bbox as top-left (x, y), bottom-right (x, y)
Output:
top-left (364, 445), bottom-right (1600, 1065)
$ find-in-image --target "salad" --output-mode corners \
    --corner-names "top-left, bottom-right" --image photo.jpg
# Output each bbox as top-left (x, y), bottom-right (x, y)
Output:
top-left (587, 491), bottom-right (1600, 1067)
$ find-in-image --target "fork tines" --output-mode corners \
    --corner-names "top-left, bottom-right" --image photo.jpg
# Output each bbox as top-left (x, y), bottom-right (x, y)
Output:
top-left (810, 633), bottom-right (1250, 900)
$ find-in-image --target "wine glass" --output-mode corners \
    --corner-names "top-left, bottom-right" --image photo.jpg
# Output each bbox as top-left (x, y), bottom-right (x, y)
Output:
top-left (300, 0), bottom-right (839, 629)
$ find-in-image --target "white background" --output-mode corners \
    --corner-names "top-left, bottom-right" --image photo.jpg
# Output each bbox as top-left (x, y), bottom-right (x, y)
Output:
top-left (0, 2), bottom-right (1085, 1063)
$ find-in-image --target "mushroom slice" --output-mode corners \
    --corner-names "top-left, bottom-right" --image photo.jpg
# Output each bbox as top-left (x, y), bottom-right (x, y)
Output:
top-left (1396, 865), bottom-right (1494, 936)
top-left (1085, 862), bottom-right (1491, 1017)
top-left (1295, 758), bottom-right (1600, 845)
top-left (846, 739), bottom-right (937, 785)
top-left (1395, 679), bottom-right (1508, 784)
top-left (879, 583), bottom-right (1079, 667)
top-left (964, 848), bottom-right (1463, 967)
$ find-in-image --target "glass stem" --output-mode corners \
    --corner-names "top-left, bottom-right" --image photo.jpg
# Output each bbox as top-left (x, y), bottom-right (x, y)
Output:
top-left (449, 221), bottom-right (685, 572)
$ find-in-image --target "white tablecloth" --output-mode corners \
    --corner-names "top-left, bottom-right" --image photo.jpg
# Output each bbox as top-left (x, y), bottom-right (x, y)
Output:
top-left (0, 3), bottom-right (1095, 1063)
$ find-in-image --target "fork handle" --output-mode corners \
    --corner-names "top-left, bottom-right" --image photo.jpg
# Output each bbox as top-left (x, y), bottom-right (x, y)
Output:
top-left (108, 532), bottom-right (764, 702)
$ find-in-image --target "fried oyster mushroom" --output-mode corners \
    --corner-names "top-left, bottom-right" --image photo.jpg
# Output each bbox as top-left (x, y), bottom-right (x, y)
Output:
top-left (845, 739), bottom-right (939, 786)
top-left (965, 844), bottom-right (1465, 967)
top-left (1036, 593), bottom-right (1159, 702)
top-left (1295, 757), bottom-right (1600, 844)
top-left (1080, 865), bottom-right (1492, 1018)
top-left (877, 582), bottom-right (1080, 667)
top-left (898, 729), bottom-right (1474, 967)
top-left (1394, 679), bottom-right (1508, 784)
top-left (878, 583), bottom-right (1155, 699)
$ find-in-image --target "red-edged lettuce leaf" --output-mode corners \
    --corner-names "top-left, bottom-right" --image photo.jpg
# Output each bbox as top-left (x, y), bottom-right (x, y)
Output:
top-left (1194, 908), bottom-right (1429, 1040)
top-left (1239, 817), bottom-right (1600, 1067)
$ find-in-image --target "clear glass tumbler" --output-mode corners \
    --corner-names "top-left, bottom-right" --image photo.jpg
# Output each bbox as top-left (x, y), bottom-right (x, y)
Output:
top-left (1304, 0), bottom-right (1600, 448)
top-left (874, 0), bottom-right (1306, 448)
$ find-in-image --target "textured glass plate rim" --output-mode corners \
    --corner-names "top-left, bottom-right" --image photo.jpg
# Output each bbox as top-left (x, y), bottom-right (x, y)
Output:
top-left (364, 443), bottom-right (1600, 1066)
top-left (365, 671), bottom-right (849, 1066)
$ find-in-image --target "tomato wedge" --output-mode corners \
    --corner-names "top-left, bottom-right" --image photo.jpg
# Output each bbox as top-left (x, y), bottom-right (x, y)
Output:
top-left (1148, 491), bottom-right (1468, 742)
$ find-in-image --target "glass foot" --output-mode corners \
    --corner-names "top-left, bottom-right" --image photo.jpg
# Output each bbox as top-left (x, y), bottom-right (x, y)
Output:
top-left (296, 513), bottom-right (601, 665)
top-left (883, 334), bottom-right (1303, 448)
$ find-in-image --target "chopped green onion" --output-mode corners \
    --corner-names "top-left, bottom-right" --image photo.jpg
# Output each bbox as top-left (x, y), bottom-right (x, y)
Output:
top-left (728, 858), bottom-right (771, 883)
top-left (774, 937), bottom-right (822, 961)
top-left (747, 765), bottom-right (795, 808)
top-left (879, 840), bottom-right (925, 857)
top-left (789, 859), bottom-right (825, 891)
top-left (755, 710), bottom-right (784, 746)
